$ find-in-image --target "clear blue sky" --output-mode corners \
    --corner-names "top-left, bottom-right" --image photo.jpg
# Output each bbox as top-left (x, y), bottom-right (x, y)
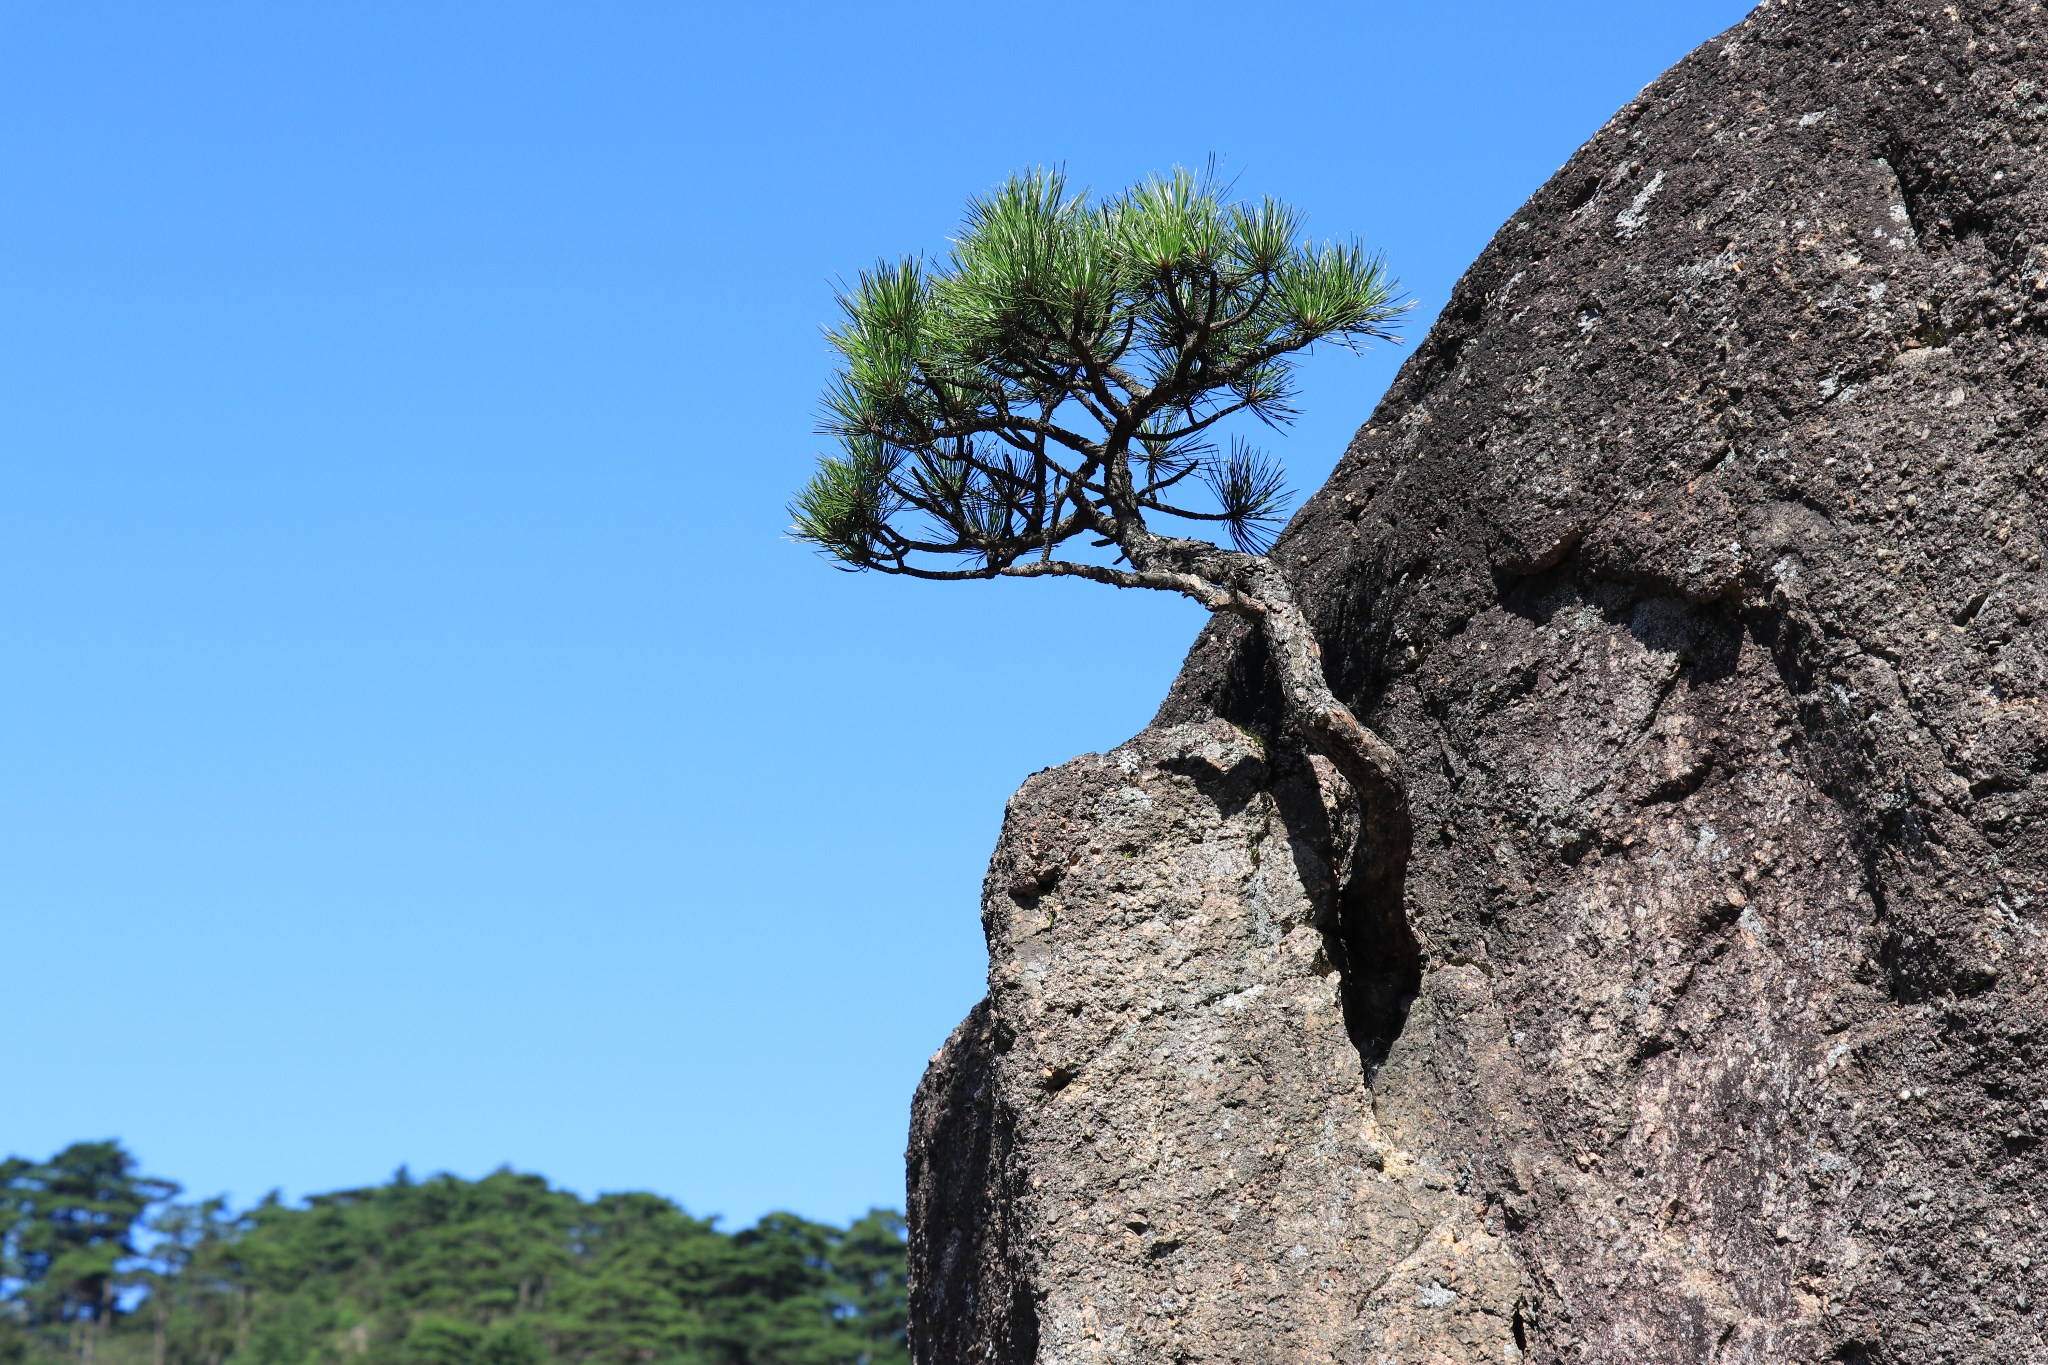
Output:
top-left (0, 1), bottom-right (1754, 1228)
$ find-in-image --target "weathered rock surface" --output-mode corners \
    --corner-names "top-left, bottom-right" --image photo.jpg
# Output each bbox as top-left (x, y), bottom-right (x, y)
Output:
top-left (908, 726), bottom-right (1525, 1363)
top-left (910, 1), bottom-right (2048, 1360)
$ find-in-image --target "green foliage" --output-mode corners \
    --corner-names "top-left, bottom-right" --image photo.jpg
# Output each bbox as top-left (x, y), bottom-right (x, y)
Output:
top-left (792, 164), bottom-right (1403, 569)
top-left (0, 1142), bottom-right (179, 1329)
top-left (403, 1318), bottom-right (482, 1365)
top-left (0, 1145), bottom-right (906, 1365)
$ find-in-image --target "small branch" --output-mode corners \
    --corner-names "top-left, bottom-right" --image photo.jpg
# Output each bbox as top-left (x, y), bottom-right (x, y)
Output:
top-left (995, 558), bottom-right (1258, 613)
top-left (1143, 397), bottom-right (1257, 442)
top-left (1210, 274), bottom-right (1274, 333)
top-left (1140, 501), bottom-right (1237, 523)
top-left (1135, 460), bottom-right (1202, 500)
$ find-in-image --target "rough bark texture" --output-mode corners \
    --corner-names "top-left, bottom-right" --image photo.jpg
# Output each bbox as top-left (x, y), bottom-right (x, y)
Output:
top-left (909, 1), bottom-right (2048, 1360)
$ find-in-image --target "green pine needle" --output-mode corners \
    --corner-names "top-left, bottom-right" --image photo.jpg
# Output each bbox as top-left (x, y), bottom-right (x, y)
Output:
top-left (793, 163), bottom-right (1406, 574)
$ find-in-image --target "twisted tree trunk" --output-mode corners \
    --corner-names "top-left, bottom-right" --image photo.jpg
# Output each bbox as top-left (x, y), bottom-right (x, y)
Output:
top-left (1123, 531), bottom-right (1411, 906)
top-left (997, 521), bottom-right (1412, 917)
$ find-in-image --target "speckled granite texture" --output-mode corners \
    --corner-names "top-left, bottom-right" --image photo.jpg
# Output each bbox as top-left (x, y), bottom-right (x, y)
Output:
top-left (911, 2), bottom-right (2048, 1359)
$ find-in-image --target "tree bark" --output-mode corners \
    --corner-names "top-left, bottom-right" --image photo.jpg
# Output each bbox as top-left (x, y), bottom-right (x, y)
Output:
top-left (1238, 563), bottom-right (1411, 905)
top-left (1124, 531), bottom-right (1411, 906)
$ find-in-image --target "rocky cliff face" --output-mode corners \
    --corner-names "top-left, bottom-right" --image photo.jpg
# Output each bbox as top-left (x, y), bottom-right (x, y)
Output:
top-left (908, 1), bottom-right (2048, 1360)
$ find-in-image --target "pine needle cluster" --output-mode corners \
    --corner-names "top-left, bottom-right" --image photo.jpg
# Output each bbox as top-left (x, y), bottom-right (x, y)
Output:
top-left (791, 166), bottom-right (1405, 572)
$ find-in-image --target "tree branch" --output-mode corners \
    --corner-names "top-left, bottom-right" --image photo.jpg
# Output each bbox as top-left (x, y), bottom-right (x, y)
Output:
top-left (994, 558), bottom-right (1256, 613)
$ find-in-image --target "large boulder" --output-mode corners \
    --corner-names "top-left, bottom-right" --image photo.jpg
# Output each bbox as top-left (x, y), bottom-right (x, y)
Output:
top-left (910, 1), bottom-right (2048, 1360)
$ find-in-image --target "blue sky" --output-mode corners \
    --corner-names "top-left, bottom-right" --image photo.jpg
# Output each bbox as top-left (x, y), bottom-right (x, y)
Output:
top-left (0, 1), bottom-right (1755, 1228)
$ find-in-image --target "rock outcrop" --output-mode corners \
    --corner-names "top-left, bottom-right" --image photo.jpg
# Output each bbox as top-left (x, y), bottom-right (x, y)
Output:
top-left (909, 1), bottom-right (2048, 1360)
top-left (907, 726), bottom-right (1526, 1363)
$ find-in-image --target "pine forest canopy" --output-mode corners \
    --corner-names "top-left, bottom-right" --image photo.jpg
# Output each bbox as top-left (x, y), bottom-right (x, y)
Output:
top-left (791, 165), bottom-right (1417, 915)
top-left (0, 1143), bottom-right (906, 1365)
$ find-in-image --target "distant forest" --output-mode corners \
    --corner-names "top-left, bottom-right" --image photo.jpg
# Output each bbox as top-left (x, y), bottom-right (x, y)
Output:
top-left (0, 1143), bottom-right (906, 1365)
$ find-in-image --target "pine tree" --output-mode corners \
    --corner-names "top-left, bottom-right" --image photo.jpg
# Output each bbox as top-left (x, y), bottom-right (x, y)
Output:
top-left (791, 166), bottom-right (1413, 900)
top-left (0, 1143), bottom-right (178, 1362)
top-left (1, 1148), bottom-right (905, 1365)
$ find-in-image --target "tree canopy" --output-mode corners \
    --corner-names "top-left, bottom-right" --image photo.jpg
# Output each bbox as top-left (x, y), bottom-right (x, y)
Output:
top-left (790, 165), bottom-right (1404, 580)
top-left (0, 1144), bottom-right (904, 1365)
top-left (0, 1143), bottom-right (178, 1344)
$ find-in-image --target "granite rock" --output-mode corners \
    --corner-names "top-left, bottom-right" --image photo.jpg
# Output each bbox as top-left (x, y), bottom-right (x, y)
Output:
top-left (912, 1), bottom-right (2048, 1359)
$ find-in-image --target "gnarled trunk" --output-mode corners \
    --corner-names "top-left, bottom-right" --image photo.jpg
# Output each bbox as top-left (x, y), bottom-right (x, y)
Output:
top-left (1124, 530), bottom-right (1412, 907)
